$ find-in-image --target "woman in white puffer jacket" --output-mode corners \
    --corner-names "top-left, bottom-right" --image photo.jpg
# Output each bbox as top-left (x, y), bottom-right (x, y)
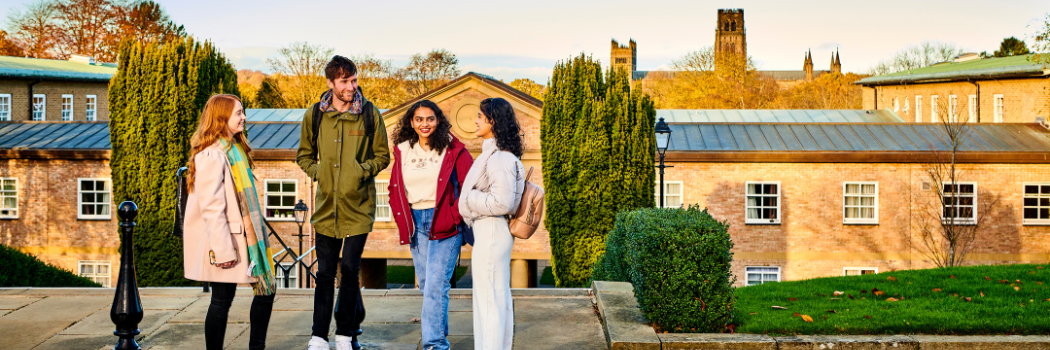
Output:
top-left (458, 97), bottom-right (525, 350)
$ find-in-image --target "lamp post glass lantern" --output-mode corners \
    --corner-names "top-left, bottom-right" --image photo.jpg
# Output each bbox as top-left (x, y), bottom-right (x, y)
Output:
top-left (293, 199), bottom-right (308, 288)
top-left (654, 117), bottom-right (673, 208)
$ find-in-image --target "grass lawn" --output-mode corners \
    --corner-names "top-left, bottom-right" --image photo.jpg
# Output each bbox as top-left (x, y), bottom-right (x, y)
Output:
top-left (733, 263), bottom-right (1050, 335)
top-left (387, 265), bottom-right (468, 285)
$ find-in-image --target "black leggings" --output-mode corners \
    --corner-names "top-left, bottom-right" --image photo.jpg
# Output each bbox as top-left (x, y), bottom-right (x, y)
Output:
top-left (205, 282), bottom-right (275, 350)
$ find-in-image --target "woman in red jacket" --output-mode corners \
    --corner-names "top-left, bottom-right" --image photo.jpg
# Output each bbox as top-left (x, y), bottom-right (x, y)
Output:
top-left (388, 99), bottom-right (474, 350)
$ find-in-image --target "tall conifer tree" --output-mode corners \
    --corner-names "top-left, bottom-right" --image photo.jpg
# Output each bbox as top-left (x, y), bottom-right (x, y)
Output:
top-left (542, 55), bottom-right (656, 287)
top-left (109, 37), bottom-right (239, 286)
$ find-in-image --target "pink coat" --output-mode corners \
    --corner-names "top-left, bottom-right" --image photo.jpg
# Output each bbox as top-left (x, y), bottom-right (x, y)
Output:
top-left (182, 142), bottom-right (256, 284)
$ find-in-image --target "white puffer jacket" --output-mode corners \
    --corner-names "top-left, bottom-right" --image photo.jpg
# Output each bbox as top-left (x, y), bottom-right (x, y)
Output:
top-left (459, 138), bottom-right (525, 226)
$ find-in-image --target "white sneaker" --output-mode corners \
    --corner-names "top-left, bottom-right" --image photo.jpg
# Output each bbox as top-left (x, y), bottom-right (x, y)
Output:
top-left (308, 335), bottom-right (329, 350)
top-left (334, 335), bottom-right (353, 350)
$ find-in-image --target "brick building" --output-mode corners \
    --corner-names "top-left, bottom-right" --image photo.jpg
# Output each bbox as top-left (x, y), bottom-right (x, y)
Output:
top-left (2, 72), bottom-right (1048, 288)
top-left (856, 54), bottom-right (1050, 123)
top-left (0, 55), bottom-right (114, 122)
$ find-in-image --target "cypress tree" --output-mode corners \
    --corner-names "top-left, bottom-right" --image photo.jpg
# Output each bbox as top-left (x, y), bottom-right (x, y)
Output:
top-left (541, 55), bottom-right (656, 287)
top-left (109, 37), bottom-right (239, 286)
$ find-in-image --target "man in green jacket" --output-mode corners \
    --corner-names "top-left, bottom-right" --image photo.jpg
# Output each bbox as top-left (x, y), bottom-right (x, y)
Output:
top-left (299, 55), bottom-right (390, 350)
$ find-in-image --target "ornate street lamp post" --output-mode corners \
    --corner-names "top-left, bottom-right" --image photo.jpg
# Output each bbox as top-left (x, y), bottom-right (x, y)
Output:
top-left (111, 201), bottom-right (143, 350)
top-left (655, 117), bottom-right (673, 208)
top-left (293, 199), bottom-right (309, 288)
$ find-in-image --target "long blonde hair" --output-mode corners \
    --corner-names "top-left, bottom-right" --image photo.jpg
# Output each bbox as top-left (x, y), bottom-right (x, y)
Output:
top-left (186, 94), bottom-right (253, 192)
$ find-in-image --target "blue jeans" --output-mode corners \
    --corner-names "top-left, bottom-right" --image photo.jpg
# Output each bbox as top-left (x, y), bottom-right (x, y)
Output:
top-left (410, 208), bottom-right (463, 350)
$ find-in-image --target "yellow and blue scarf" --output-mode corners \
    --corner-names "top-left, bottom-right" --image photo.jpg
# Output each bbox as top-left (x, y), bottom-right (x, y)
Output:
top-left (220, 138), bottom-right (277, 295)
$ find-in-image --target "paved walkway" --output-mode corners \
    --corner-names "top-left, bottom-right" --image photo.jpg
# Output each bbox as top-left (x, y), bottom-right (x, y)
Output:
top-left (0, 287), bottom-right (606, 350)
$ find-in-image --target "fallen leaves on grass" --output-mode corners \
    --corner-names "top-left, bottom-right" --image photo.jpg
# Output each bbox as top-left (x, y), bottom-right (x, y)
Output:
top-left (999, 280), bottom-right (1009, 284)
top-left (985, 276), bottom-right (992, 280)
top-left (748, 312), bottom-right (758, 315)
top-left (1014, 286), bottom-right (1021, 291)
top-left (847, 294), bottom-right (855, 300)
top-left (788, 298), bottom-right (798, 301)
top-left (792, 312), bottom-right (800, 317)
top-left (950, 275), bottom-right (956, 279)
top-left (864, 315), bottom-right (872, 319)
top-left (887, 276), bottom-right (897, 282)
top-left (772, 305), bottom-right (788, 310)
top-left (801, 315), bottom-right (814, 322)
top-left (833, 291), bottom-right (844, 296)
top-left (873, 288), bottom-right (886, 297)
top-left (980, 291), bottom-right (985, 297)
top-left (886, 297), bottom-right (899, 302)
top-left (827, 310), bottom-right (838, 313)
top-left (964, 297), bottom-right (972, 302)
top-left (860, 289), bottom-right (868, 294)
top-left (932, 288), bottom-right (942, 292)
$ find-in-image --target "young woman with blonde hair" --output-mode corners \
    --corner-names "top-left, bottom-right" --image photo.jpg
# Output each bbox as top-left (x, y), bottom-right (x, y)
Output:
top-left (183, 94), bottom-right (278, 350)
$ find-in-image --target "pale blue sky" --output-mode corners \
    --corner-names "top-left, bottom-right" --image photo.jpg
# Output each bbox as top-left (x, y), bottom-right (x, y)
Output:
top-left (2, 0), bottom-right (1048, 83)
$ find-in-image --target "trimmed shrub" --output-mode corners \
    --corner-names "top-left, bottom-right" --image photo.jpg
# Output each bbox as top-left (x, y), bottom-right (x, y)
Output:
top-left (594, 206), bottom-right (736, 332)
top-left (0, 244), bottom-right (101, 287)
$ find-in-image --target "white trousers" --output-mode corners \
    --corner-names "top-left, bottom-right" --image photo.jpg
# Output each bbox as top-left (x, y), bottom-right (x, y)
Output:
top-left (471, 217), bottom-right (515, 350)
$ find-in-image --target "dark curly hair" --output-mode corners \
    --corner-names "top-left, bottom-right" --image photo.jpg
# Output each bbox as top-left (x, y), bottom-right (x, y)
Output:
top-left (392, 100), bottom-right (454, 153)
top-left (480, 97), bottom-right (524, 158)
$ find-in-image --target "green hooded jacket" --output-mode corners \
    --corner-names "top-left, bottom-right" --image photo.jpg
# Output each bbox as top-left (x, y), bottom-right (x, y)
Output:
top-left (296, 96), bottom-right (390, 239)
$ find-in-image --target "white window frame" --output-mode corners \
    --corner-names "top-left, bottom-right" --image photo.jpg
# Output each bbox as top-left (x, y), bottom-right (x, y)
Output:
top-left (843, 182), bottom-right (878, 225)
top-left (1022, 183), bottom-right (1050, 225)
top-left (893, 97), bottom-right (899, 112)
top-left (915, 95), bottom-right (922, 122)
top-left (78, 260), bottom-right (111, 287)
top-left (967, 95), bottom-right (977, 123)
top-left (32, 94), bottom-right (45, 121)
top-left (85, 95), bottom-right (97, 121)
top-left (745, 266), bottom-right (781, 286)
top-left (61, 94), bottom-right (73, 121)
top-left (941, 182), bottom-right (977, 225)
top-left (930, 95), bottom-right (939, 122)
top-left (655, 180), bottom-right (684, 208)
top-left (948, 95), bottom-right (958, 122)
top-left (0, 178), bottom-right (17, 219)
top-left (993, 94), bottom-right (1004, 123)
top-left (843, 267), bottom-right (878, 276)
top-left (745, 181), bottom-right (781, 224)
top-left (375, 180), bottom-right (391, 222)
top-left (274, 262), bottom-right (299, 288)
top-left (77, 178), bottom-right (112, 220)
top-left (0, 94), bottom-right (10, 121)
top-left (263, 179), bottom-right (297, 221)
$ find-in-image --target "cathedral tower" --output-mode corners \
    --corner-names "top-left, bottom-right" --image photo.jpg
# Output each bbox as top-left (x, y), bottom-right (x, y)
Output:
top-left (804, 50), bottom-right (814, 81)
top-left (831, 49), bottom-right (842, 74)
top-left (715, 9), bottom-right (746, 59)
top-left (611, 39), bottom-right (637, 74)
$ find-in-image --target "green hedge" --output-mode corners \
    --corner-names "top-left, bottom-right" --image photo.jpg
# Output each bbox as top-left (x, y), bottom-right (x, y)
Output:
top-left (0, 244), bottom-right (101, 287)
top-left (594, 206), bottom-right (736, 332)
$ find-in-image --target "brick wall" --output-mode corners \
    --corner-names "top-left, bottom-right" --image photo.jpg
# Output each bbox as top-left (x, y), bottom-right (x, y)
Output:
top-left (0, 80), bottom-right (110, 121)
top-left (861, 77), bottom-right (1050, 123)
top-left (663, 162), bottom-right (1050, 286)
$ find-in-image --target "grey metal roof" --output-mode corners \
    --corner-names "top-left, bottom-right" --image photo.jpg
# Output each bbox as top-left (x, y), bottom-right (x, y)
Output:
top-left (0, 122), bottom-right (111, 149)
top-left (245, 108), bottom-right (389, 122)
top-left (0, 122), bottom-right (300, 150)
top-left (657, 109), bottom-right (904, 123)
top-left (667, 123), bottom-right (1050, 152)
top-left (0, 56), bottom-right (116, 82)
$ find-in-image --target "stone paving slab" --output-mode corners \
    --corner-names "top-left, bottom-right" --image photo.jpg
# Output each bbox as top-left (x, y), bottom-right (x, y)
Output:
top-left (448, 311), bottom-right (473, 336)
top-left (514, 297), bottom-right (598, 324)
top-left (273, 296), bottom-right (316, 311)
top-left (513, 321), bottom-right (607, 350)
top-left (0, 295), bottom-right (110, 348)
top-left (362, 297), bottom-right (423, 323)
top-left (0, 288), bottom-right (29, 295)
top-left (0, 296), bottom-right (40, 310)
top-left (447, 335), bottom-right (475, 350)
top-left (258, 310), bottom-right (314, 336)
top-left (167, 296), bottom-right (252, 323)
top-left (226, 334), bottom-right (312, 350)
top-left (141, 297), bottom-right (199, 310)
top-left (33, 334), bottom-right (118, 350)
top-left (142, 323), bottom-right (248, 349)
top-left (659, 333), bottom-right (778, 350)
top-left (775, 335), bottom-right (919, 350)
top-left (910, 335), bottom-right (1050, 349)
top-left (602, 306), bottom-right (662, 350)
top-left (0, 320), bottom-right (81, 349)
top-left (61, 309), bottom-right (177, 336)
top-left (360, 323), bottom-right (423, 345)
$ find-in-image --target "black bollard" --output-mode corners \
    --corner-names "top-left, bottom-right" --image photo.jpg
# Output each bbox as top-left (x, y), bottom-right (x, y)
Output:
top-left (111, 201), bottom-right (143, 350)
